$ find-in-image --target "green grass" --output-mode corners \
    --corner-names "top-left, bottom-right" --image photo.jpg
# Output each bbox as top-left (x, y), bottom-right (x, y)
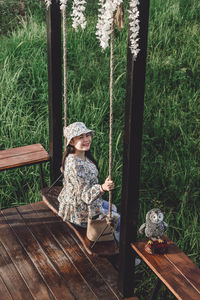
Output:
top-left (0, 0), bottom-right (200, 299)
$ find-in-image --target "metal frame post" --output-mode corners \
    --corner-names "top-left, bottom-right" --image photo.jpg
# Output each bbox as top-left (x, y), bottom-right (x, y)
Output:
top-left (118, 0), bottom-right (150, 297)
top-left (47, 0), bottom-right (63, 184)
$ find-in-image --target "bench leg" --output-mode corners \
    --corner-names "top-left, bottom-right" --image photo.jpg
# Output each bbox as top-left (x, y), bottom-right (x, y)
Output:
top-left (39, 163), bottom-right (46, 189)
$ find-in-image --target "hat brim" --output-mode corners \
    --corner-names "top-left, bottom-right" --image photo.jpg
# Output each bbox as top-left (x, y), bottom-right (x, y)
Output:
top-left (66, 129), bottom-right (94, 146)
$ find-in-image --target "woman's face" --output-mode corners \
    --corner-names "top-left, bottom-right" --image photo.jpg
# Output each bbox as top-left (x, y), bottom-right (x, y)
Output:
top-left (70, 133), bottom-right (92, 153)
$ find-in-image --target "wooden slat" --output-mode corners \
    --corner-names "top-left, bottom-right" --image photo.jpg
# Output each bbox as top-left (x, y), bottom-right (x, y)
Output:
top-left (1, 207), bottom-right (75, 300)
top-left (0, 240), bottom-right (34, 300)
top-left (0, 144), bottom-right (46, 159)
top-left (164, 240), bottom-right (200, 294)
top-left (124, 298), bottom-right (139, 300)
top-left (0, 144), bottom-right (50, 171)
top-left (131, 239), bottom-right (200, 300)
top-left (0, 211), bottom-right (55, 300)
top-left (40, 187), bottom-right (121, 296)
top-left (0, 272), bottom-right (15, 300)
top-left (41, 186), bottom-right (119, 257)
top-left (0, 202), bottom-right (122, 299)
top-left (84, 251), bottom-right (120, 297)
top-left (70, 226), bottom-right (121, 296)
top-left (31, 201), bottom-right (122, 300)
top-left (17, 203), bottom-right (101, 300)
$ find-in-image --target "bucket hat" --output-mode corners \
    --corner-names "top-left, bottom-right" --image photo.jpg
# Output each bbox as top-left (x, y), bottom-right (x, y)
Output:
top-left (64, 122), bottom-right (94, 146)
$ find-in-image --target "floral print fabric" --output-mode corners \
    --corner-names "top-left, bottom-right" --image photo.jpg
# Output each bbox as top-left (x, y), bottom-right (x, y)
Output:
top-left (58, 154), bottom-right (103, 227)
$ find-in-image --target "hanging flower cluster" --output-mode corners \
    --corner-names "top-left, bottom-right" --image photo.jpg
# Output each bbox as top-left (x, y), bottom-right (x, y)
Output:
top-left (44, 0), bottom-right (141, 60)
top-left (96, 0), bottom-right (123, 50)
top-left (60, 0), bottom-right (68, 11)
top-left (71, 0), bottom-right (87, 31)
top-left (45, 0), bottom-right (51, 9)
top-left (129, 0), bottom-right (140, 60)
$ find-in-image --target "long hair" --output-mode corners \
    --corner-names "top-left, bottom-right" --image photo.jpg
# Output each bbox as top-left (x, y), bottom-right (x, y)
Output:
top-left (61, 145), bottom-right (99, 173)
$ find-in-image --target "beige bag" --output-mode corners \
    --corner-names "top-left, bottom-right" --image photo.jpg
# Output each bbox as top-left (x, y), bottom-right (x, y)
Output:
top-left (86, 214), bottom-right (118, 242)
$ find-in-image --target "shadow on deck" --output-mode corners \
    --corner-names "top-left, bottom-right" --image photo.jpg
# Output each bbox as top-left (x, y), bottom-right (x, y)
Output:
top-left (0, 201), bottom-right (123, 299)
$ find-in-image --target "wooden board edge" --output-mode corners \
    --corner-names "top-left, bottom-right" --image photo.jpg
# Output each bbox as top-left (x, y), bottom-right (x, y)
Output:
top-left (0, 158), bottom-right (50, 172)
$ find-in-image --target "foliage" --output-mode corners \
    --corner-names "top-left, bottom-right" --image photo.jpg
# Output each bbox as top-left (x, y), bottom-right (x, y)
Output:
top-left (0, 0), bottom-right (46, 35)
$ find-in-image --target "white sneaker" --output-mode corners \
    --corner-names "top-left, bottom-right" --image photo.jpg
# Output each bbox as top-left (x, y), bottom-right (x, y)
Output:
top-left (135, 257), bottom-right (141, 266)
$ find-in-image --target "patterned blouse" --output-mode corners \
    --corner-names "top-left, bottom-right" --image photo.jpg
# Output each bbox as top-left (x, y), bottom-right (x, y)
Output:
top-left (58, 154), bottom-right (103, 227)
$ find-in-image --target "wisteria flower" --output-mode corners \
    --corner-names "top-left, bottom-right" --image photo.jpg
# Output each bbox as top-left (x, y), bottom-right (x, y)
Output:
top-left (60, 0), bottom-right (68, 11)
top-left (96, 0), bottom-right (123, 50)
top-left (71, 0), bottom-right (87, 31)
top-left (129, 0), bottom-right (140, 60)
top-left (45, 0), bottom-right (52, 9)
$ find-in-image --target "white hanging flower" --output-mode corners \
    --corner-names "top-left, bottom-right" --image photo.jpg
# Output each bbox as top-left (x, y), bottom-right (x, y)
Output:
top-left (129, 0), bottom-right (140, 60)
top-left (45, 0), bottom-right (52, 9)
top-left (71, 0), bottom-right (87, 31)
top-left (96, 0), bottom-right (123, 50)
top-left (60, 0), bottom-right (68, 11)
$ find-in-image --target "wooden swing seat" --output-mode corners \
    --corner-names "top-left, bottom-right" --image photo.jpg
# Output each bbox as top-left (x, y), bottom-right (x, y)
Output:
top-left (40, 186), bottom-right (119, 257)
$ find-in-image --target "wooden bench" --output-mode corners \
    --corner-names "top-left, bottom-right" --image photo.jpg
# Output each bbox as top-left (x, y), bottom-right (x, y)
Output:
top-left (0, 144), bottom-right (50, 187)
top-left (131, 237), bottom-right (200, 299)
top-left (0, 144), bottom-right (50, 171)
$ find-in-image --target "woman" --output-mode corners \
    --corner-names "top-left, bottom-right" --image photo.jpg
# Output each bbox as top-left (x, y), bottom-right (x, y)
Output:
top-left (58, 122), bottom-right (119, 229)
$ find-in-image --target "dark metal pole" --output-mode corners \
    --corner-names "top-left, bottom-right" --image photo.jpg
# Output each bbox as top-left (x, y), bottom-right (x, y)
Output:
top-left (118, 0), bottom-right (150, 297)
top-left (47, 0), bottom-right (63, 184)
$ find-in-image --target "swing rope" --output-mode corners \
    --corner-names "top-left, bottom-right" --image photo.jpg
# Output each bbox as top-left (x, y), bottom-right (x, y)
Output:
top-left (108, 18), bottom-right (114, 221)
top-left (62, 7), bottom-right (67, 147)
top-left (61, 8), bottom-right (115, 222)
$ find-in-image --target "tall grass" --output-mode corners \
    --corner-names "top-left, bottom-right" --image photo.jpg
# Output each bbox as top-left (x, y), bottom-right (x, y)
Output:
top-left (0, 0), bottom-right (200, 298)
top-left (135, 0), bottom-right (200, 297)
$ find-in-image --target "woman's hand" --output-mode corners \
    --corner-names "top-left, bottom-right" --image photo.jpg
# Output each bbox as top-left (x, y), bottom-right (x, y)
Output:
top-left (101, 177), bottom-right (115, 192)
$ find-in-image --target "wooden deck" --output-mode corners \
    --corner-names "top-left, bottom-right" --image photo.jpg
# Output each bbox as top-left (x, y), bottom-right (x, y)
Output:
top-left (41, 186), bottom-right (119, 257)
top-left (0, 201), bottom-right (123, 300)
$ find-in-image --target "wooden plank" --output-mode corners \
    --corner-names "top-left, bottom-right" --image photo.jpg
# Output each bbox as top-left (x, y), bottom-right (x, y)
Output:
top-left (0, 151), bottom-right (49, 170)
top-left (0, 144), bottom-right (47, 159)
top-left (70, 229), bottom-right (121, 297)
top-left (0, 211), bottom-right (55, 300)
top-left (17, 203), bottom-right (100, 300)
top-left (0, 240), bottom-right (34, 300)
top-left (124, 298), bottom-right (139, 300)
top-left (41, 187), bottom-right (119, 257)
top-left (165, 239), bottom-right (200, 295)
top-left (58, 228), bottom-right (121, 300)
top-left (2, 207), bottom-right (75, 300)
top-left (0, 144), bottom-right (49, 171)
top-left (31, 201), bottom-right (122, 300)
top-left (0, 273), bottom-right (14, 300)
top-left (87, 253), bottom-right (120, 297)
top-left (131, 239), bottom-right (200, 300)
